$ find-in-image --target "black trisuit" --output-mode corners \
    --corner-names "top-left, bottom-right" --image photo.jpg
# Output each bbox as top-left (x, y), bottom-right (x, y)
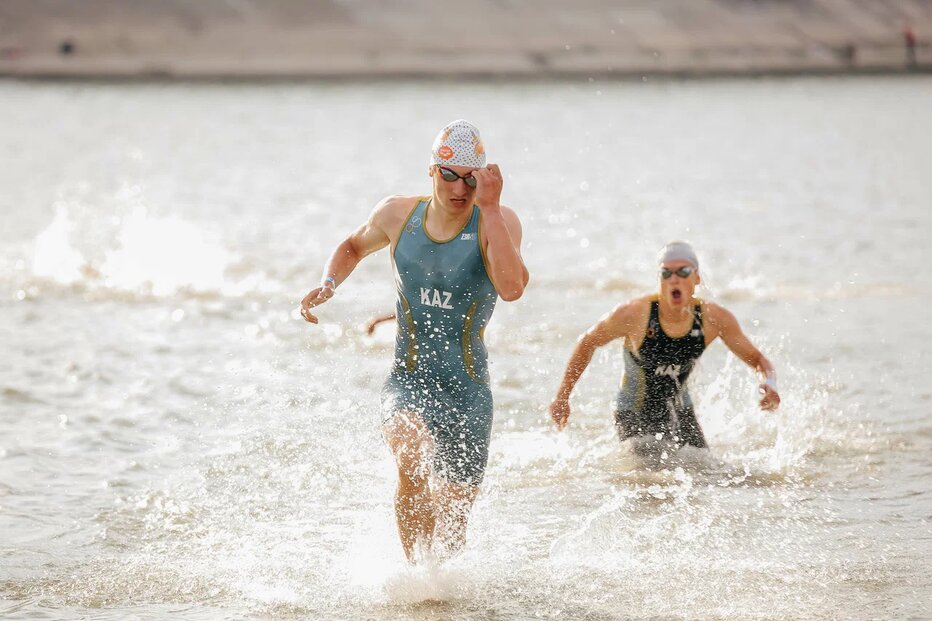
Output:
top-left (613, 297), bottom-right (708, 447)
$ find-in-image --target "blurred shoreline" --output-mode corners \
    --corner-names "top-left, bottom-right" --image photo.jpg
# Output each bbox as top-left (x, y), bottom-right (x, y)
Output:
top-left (2, 0), bottom-right (929, 80)
top-left (2, 65), bottom-right (930, 83)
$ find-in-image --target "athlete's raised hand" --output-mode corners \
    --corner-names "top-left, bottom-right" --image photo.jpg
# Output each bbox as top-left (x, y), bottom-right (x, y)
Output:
top-left (759, 384), bottom-right (781, 411)
top-left (549, 397), bottom-right (571, 431)
top-left (300, 281), bottom-right (335, 324)
top-left (472, 163), bottom-right (503, 210)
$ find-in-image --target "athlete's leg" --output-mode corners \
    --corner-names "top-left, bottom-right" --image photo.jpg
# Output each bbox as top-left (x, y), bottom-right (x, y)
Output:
top-left (614, 407), bottom-right (639, 442)
top-left (427, 396), bottom-right (492, 560)
top-left (431, 478), bottom-right (480, 561)
top-left (675, 404), bottom-right (708, 448)
top-left (382, 410), bottom-right (436, 562)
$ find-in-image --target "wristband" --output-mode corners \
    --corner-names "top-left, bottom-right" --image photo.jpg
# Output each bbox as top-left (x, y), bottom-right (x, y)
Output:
top-left (764, 377), bottom-right (778, 391)
top-left (322, 276), bottom-right (336, 289)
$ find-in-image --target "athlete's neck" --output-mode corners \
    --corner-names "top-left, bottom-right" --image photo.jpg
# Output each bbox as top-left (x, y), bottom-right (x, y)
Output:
top-left (427, 196), bottom-right (472, 235)
top-left (658, 298), bottom-right (694, 324)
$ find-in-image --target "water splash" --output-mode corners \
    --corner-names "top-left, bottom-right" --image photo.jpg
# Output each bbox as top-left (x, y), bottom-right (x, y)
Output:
top-left (28, 205), bottom-right (237, 298)
top-left (31, 207), bottom-right (87, 285)
top-left (100, 210), bottom-right (232, 296)
top-left (381, 560), bottom-right (464, 605)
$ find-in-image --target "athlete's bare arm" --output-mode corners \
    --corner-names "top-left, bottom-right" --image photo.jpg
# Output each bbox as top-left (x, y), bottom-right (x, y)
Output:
top-left (474, 164), bottom-right (529, 301)
top-left (300, 196), bottom-right (416, 325)
top-left (365, 313), bottom-right (396, 335)
top-left (549, 298), bottom-right (651, 430)
top-left (703, 302), bottom-right (781, 411)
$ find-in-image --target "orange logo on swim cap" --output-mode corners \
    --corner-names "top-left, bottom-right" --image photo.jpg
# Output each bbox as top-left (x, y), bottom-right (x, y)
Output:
top-left (475, 142), bottom-right (485, 156)
top-left (438, 145), bottom-right (454, 160)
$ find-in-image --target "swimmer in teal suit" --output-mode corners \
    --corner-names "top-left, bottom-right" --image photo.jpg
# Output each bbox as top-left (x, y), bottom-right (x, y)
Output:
top-left (300, 121), bottom-right (529, 562)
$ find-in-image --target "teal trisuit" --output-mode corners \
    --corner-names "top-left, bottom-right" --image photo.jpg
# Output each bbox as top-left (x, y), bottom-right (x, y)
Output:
top-left (381, 198), bottom-right (497, 485)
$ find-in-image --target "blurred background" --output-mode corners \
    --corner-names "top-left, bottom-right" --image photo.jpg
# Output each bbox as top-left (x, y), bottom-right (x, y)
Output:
top-left (1, 2), bottom-right (931, 621)
top-left (0, 0), bottom-right (930, 78)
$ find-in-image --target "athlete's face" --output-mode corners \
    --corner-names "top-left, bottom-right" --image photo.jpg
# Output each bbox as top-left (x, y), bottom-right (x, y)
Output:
top-left (659, 260), bottom-right (700, 308)
top-left (430, 164), bottom-right (478, 212)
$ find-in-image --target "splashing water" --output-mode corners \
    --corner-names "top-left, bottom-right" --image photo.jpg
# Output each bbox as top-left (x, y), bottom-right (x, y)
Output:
top-left (2, 78), bottom-right (930, 620)
top-left (27, 205), bottom-right (246, 299)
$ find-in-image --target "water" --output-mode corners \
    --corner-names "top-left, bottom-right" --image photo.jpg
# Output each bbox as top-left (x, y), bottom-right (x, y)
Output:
top-left (0, 76), bottom-right (930, 620)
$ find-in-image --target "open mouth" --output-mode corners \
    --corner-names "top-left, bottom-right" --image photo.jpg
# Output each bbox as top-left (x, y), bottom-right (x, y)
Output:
top-left (671, 288), bottom-right (683, 302)
top-left (450, 198), bottom-right (468, 207)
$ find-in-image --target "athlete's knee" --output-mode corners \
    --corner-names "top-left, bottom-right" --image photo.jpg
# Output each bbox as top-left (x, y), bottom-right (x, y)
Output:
top-left (384, 410), bottom-right (429, 451)
top-left (393, 436), bottom-right (431, 482)
top-left (435, 479), bottom-right (480, 516)
top-left (396, 445), bottom-right (432, 484)
top-left (384, 413), bottom-right (433, 481)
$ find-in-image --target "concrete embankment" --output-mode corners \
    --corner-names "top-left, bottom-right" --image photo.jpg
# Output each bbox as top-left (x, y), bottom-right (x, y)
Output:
top-left (1, 0), bottom-right (929, 79)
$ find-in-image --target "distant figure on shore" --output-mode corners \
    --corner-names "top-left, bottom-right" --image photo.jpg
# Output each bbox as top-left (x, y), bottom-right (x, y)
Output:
top-left (904, 25), bottom-right (917, 69)
top-left (300, 120), bottom-right (528, 563)
top-left (549, 241), bottom-right (780, 459)
top-left (840, 42), bottom-right (857, 66)
top-left (59, 40), bottom-right (75, 56)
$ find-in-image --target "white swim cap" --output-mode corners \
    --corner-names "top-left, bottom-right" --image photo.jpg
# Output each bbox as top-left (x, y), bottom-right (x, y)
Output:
top-left (430, 120), bottom-right (487, 169)
top-left (658, 241), bottom-right (699, 269)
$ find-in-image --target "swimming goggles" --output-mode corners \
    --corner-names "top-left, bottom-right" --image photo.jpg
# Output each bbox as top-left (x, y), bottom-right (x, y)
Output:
top-left (660, 266), bottom-right (696, 279)
top-left (436, 166), bottom-right (478, 188)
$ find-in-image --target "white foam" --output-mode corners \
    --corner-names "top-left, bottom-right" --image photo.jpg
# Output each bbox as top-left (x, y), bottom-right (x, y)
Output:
top-left (381, 559), bottom-right (462, 605)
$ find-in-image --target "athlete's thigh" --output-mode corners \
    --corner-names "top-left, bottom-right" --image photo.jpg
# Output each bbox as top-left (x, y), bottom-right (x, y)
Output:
top-left (382, 409), bottom-right (435, 469)
top-left (675, 405), bottom-right (707, 448)
top-left (431, 389), bottom-right (493, 485)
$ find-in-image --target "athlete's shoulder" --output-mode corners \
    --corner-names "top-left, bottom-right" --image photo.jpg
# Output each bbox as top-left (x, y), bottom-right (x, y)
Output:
top-left (497, 203), bottom-right (520, 220)
top-left (587, 295), bottom-right (651, 343)
top-left (372, 195), bottom-right (423, 217)
top-left (700, 301), bottom-right (739, 331)
top-left (480, 203), bottom-right (522, 229)
top-left (478, 203), bottom-right (524, 248)
top-left (607, 295), bottom-right (652, 325)
top-left (500, 204), bottom-right (524, 231)
top-left (699, 300), bottom-right (728, 318)
top-left (369, 195), bottom-right (423, 228)
top-left (630, 294), bottom-right (657, 312)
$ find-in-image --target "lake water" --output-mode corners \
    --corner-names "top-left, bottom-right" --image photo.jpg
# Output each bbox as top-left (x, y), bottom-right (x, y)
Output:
top-left (0, 76), bottom-right (930, 620)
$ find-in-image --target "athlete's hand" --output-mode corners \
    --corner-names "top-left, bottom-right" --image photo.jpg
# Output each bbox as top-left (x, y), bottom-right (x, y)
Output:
top-left (472, 164), bottom-right (503, 211)
top-left (549, 397), bottom-right (571, 430)
top-left (300, 282), bottom-right (335, 324)
top-left (759, 384), bottom-right (780, 411)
